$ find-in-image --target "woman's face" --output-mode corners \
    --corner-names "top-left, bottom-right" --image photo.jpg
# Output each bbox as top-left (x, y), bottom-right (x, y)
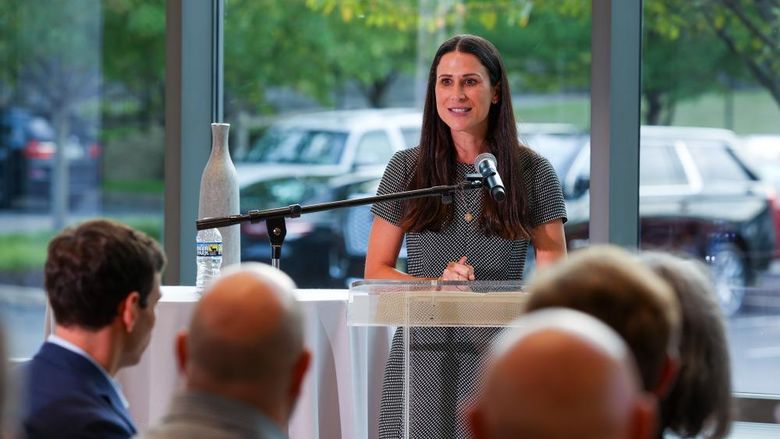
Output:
top-left (435, 51), bottom-right (498, 139)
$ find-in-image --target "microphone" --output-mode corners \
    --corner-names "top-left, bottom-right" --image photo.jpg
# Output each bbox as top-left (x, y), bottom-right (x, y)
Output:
top-left (474, 152), bottom-right (506, 202)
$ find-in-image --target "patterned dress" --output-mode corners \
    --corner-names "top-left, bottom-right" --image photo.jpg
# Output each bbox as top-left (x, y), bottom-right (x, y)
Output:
top-left (370, 146), bottom-right (567, 439)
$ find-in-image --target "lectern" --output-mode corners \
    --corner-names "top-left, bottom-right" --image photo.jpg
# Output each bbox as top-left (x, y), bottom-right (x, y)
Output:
top-left (348, 280), bottom-right (528, 439)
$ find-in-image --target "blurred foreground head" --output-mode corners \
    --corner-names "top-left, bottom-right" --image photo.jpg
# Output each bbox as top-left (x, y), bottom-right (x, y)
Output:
top-left (526, 244), bottom-right (681, 395)
top-left (177, 263), bottom-right (310, 427)
top-left (469, 308), bottom-right (655, 439)
top-left (640, 252), bottom-right (732, 439)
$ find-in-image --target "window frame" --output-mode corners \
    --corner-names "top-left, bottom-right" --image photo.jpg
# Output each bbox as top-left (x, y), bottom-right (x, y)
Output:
top-left (164, 0), bottom-right (780, 421)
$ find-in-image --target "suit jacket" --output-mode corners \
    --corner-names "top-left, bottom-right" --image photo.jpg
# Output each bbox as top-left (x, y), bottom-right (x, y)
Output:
top-left (20, 341), bottom-right (136, 439)
top-left (138, 390), bottom-right (287, 439)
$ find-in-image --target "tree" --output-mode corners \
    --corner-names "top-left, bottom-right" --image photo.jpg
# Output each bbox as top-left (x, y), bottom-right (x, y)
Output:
top-left (224, 0), bottom-right (418, 114)
top-left (102, 0), bottom-right (166, 129)
top-left (10, 0), bottom-right (102, 229)
top-left (696, 0), bottom-right (780, 107)
top-left (225, 0), bottom-right (543, 114)
top-left (466, 3), bottom-right (591, 93)
top-left (601, 0), bottom-right (778, 125)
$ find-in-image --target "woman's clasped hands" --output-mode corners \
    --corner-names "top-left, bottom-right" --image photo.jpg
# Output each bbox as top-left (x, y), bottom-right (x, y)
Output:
top-left (440, 256), bottom-right (475, 281)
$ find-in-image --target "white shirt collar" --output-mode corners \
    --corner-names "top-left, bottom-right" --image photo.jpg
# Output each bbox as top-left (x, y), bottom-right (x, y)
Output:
top-left (47, 334), bottom-right (130, 408)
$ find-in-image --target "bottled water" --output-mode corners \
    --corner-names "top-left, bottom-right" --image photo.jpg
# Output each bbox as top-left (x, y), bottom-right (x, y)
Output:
top-left (196, 227), bottom-right (223, 293)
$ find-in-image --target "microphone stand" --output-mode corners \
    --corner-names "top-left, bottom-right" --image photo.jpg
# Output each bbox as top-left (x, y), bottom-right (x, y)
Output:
top-left (196, 174), bottom-right (485, 269)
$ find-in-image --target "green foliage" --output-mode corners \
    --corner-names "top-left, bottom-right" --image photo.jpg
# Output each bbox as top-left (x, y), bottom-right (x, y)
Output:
top-left (641, 0), bottom-right (779, 123)
top-left (224, 0), bottom-right (552, 112)
top-left (305, 0), bottom-right (535, 31)
top-left (103, 0), bottom-right (165, 94)
top-left (0, 0), bottom-right (103, 114)
top-left (103, 179), bottom-right (165, 195)
top-left (102, 124), bottom-right (165, 181)
top-left (0, 231), bottom-right (53, 272)
top-left (224, 0), bottom-right (418, 111)
top-left (466, 3), bottom-right (591, 92)
top-left (0, 216), bottom-right (163, 272)
top-left (16, 0), bottom-right (102, 67)
top-left (5, 0), bottom-right (777, 137)
top-left (102, 0), bottom-right (166, 119)
top-left (642, 1), bottom-right (734, 124)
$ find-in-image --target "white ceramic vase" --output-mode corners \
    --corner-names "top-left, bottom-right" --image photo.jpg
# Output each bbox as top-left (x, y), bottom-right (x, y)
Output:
top-left (198, 123), bottom-right (240, 268)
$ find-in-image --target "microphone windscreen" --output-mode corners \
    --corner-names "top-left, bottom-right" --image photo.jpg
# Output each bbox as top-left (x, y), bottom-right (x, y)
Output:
top-left (474, 152), bottom-right (497, 168)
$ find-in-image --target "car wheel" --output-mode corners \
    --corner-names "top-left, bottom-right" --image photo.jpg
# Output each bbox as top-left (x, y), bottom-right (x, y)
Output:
top-left (708, 243), bottom-right (748, 316)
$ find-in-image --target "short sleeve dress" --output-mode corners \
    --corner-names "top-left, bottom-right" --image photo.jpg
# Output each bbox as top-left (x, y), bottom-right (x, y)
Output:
top-left (370, 146), bottom-right (567, 439)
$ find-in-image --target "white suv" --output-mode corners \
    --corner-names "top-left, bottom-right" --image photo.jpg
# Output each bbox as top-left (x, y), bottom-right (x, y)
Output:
top-left (235, 108), bottom-right (422, 188)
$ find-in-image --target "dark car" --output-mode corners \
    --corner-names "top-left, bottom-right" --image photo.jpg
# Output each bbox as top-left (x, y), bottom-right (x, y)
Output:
top-left (528, 125), bottom-right (778, 316)
top-left (239, 170), bottom-right (393, 287)
top-left (0, 107), bottom-right (100, 208)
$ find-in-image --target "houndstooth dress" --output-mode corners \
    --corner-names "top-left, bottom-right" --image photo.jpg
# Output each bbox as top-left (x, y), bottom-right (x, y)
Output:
top-left (370, 146), bottom-right (567, 439)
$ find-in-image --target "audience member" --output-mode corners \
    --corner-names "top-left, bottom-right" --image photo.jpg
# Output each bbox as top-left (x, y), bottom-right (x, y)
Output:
top-left (469, 308), bottom-right (656, 439)
top-left (140, 263), bottom-right (311, 439)
top-left (525, 245), bottom-right (682, 397)
top-left (640, 252), bottom-right (732, 439)
top-left (20, 219), bottom-right (166, 439)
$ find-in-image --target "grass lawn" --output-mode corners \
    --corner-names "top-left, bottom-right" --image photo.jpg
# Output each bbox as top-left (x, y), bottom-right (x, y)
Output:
top-left (0, 231), bottom-right (53, 272)
top-left (103, 179), bottom-right (165, 195)
top-left (0, 216), bottom-right (163, 273)
top-left (514, 88), bottom-right (780, 135)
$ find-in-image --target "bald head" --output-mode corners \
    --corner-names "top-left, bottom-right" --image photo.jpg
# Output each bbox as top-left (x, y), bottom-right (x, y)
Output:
top-left (470, 309), bottom-right (655, 439)
top-left (178, 263), bottom-right (309, 424)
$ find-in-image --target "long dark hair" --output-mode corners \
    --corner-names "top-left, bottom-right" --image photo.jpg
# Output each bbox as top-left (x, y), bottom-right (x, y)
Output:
top-left (401, 34), bottom-right (533, 240)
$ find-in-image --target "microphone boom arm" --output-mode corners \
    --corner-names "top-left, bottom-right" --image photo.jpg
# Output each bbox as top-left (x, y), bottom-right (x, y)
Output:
top-left (196, 178), bottom-right (485, 269)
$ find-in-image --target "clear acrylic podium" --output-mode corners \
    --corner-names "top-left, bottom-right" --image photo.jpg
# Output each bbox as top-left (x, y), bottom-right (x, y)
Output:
top-left (348, 280), bottom-right (528, 439)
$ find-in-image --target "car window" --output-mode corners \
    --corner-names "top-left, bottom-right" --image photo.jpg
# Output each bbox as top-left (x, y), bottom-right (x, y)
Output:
top-left (240, 176), bottom-right (331, 210)
top-left (524, 133), bottom-right (584, 179)
top-left (686, 140), bottom-right (753, 182)
top-left (354, 130), bottom-right (394, 166)
top-left (640, 143), bottom-right (687, 186)
top-left (401, 127), bottom-right (421, 148)
top-left (562, 144), bottom-right (590, 199)
top-left (245, 127), bottom-right (348, 165)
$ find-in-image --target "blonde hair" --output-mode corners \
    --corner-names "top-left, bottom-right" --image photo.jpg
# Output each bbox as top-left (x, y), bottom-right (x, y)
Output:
top-left (525, 245), bottom-right (681, 391)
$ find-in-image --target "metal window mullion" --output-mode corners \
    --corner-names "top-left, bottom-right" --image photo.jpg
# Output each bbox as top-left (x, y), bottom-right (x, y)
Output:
top-left (164, 0), bottom-right (223, 285)
top-left (590, 0), bottom-right (642, 248)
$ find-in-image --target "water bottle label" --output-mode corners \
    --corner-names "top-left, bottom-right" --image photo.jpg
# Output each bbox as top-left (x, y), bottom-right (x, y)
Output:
top-left (197, 241), bottom-right (223, 257)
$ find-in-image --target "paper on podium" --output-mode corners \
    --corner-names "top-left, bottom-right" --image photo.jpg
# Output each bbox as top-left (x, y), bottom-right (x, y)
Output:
top-left (348, 280), bottom-right (528, 327)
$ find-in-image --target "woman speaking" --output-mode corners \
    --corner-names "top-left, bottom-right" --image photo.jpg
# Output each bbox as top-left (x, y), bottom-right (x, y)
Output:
top-left (365, 34), bottom-right (568, 438)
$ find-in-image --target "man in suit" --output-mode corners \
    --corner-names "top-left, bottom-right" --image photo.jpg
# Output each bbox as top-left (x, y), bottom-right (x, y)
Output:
top-left (469, 308), bottom-right (656, 439)
top-left (141, 262), bottom-right (311, 439)
top-left (20, 219), bottom-right (166, 439)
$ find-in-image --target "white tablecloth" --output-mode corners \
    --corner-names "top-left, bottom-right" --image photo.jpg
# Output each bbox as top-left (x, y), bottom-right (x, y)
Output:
top-left (116, 286), bottom-right (393, 438)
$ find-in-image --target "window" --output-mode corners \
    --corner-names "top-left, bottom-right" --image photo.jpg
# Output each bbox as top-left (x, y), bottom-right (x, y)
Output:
top-left (354, 130), bottom-right (394, 166)
top-left (640, 2), bottom-right (780, 399)
top-left (687, 141), bottom-right (753, 183)
top-left (226, 0), bottom-right (591, 289)
top-left (401, 127), bottom-right (422, 149)
top-left (639, 143), bottom-right (688, 187)
top-left (0, 1), bottom-right (165, 358)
